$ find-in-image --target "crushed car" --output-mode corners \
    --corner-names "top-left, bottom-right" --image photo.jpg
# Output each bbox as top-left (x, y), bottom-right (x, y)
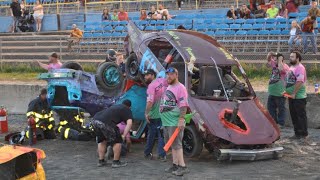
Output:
top-left (39, 21), bottom-right (283, 160)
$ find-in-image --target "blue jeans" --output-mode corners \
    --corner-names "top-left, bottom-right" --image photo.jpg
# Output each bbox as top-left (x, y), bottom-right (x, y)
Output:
top-left (302, 32), bottom-right (317, 53)
top-left (267, 95), bottom-right (286, 126)
top-left (288, 36), bottom-right (301, 52)
top-left (144, 118), bottom-right (166, 157)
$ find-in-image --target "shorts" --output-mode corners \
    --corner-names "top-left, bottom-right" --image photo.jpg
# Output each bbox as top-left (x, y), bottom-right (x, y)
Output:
top-left (91, 120), bottom-right (123, 145)
top-left (33, 14), bottom-right (43, 20)
top-left (163, 126), bottom-right (184, 150)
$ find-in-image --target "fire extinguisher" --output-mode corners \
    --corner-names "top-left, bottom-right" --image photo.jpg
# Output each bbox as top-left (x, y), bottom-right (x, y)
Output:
top-left (27, 116), bottom-right (37, 145)
top-left (0, 106), bottom-right (8, 133)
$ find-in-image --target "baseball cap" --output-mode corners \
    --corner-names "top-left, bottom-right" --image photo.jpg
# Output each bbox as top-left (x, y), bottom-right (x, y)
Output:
top-left (144, 69), bottom-right (157, 76)
top-left (166, 67), bottom-right (178, 74)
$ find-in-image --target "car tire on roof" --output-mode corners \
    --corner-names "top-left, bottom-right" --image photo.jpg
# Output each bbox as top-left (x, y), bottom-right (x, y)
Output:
top-left (183, 124), bottom-right (203, 158)
top-left (125, 53), bottom-right (141, 81)
top-left (96, 62), bottom-right (124, 96)
top-left (61, 61), bottom-right (83, 71)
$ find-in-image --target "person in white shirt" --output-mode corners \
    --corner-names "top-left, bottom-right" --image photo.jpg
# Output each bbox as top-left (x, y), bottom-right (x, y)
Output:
top-left (33, 0), bottom-right (44, 32)
top-left (288, 20), bottom-right (302, 52)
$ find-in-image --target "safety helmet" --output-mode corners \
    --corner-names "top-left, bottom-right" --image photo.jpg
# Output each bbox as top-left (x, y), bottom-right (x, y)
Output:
top-left (9, 131), bottom-right (25, 145)
top-left (105, 49), bottom-right (117, 62)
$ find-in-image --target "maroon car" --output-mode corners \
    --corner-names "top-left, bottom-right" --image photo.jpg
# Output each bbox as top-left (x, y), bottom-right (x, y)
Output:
top-left (124, 21), bottom-right (283, 161)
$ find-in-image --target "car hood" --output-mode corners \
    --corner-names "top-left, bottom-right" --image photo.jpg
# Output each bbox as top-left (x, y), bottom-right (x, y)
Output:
top-left (189, 97), bottom-right (280, 145)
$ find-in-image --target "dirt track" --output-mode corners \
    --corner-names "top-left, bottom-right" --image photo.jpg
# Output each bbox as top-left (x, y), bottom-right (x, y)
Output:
top-left (1, 115), bottom-right (320, 180)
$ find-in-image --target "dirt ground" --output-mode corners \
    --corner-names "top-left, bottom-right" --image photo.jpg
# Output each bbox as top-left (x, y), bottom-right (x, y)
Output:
top-left (1, 115), bottom-right (320, 180)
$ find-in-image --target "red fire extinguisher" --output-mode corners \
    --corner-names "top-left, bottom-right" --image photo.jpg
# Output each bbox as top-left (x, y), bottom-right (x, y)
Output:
top-left (28, 116), bottom-right (37, 145)
top-left (0, 106), bottom-right (8, 133)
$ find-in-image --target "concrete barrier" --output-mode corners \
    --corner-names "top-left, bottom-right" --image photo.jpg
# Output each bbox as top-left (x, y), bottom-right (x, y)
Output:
top-left (0, 84), bottom-right (319, 128)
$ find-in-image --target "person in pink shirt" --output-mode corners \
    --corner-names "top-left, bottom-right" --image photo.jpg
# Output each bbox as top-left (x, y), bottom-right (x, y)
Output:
top-left (37, 52), bottom-right (62, 71)
top-left (117, 122), bottom-right (131, 152)
top-left (118, 7), bottom-right (129, 21)
top-left (266, 52), bottom-right (289, 127)
top-left (144, 69), bottom-right (168, 161)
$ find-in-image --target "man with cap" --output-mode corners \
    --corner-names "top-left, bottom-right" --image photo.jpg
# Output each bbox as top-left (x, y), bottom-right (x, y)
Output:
top-left (160, 67), bottom-right (189, 176)
top-left (91, 100), bottom-right (133, 168)
top-left (67, 24), bottom-right (83, 52)
top-left (144, 69), bottom-right (167, 161)
top-left (37, 52), bottom-right (62, 71)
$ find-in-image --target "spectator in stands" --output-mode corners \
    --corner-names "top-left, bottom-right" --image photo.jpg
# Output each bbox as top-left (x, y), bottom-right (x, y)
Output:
top-left (266, 3), bottom-right (279, 18)
top-left (158, 4), bottom-right (167, 14)
top-left (286, 0), bottom-right (299, 14)
top-left (277, 3), bottom-right (288, 18)
top-left (118, 7), bottom-right (129, 21)
top-left (239, 4), bottom-right (252, 19)
top-left (300, 16), bottom-right (317, 54)
top-left (308, 1), bottom-right (320, 29)
top-left (37, 52), bottom-right (62, 71)
top-left (10, 0), bottom-right (22, 33)
top-left (147, 6), bottom-right (158, 19)
top-left (116, 52), bottom-right (126, 75)
top-left (67, 24), bottom-right (83, 52)
top-left (102, 8), bottom-right (111, 21)
top-left (226, 6), bottom-right (238, 19)
top-left (161, 9), bottom-right (172, 20)
top-left (33, 0), bottom-right (43, 32)
top-left (20, 0), bottom-right (25, 15)
top-left (249, 0), bottom-right (257, 11)
top-left (111, 9), bottom-right (119, 21)
top-left (254, 5), bottom-right (266, 18)
top-left (288, 20), bottom-right (302, 52)
top-left (177, 0), bottom-right (182, 10)
top-left (140, 9), bottom-right (147, 20)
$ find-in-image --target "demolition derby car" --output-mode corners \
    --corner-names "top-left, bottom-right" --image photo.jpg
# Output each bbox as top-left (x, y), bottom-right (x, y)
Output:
top-left (39, 21), bottom-right (283, 161)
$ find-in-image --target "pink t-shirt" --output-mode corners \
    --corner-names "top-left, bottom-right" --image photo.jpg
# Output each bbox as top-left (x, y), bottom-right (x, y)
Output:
top-left (268, 59), bottom-right (289, 80)
top-left (118, 12), bottom-right (128, 21)
top-left (117, 122), bottom-right (130, 138)
top-left (288, 63), bottom-right (306, 83)
top-left (147, 78), bottom-right (168, 119)
top-left (48, 62), bottom-right (62, 70)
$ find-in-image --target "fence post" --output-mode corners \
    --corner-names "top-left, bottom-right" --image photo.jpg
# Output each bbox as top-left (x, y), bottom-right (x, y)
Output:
top-left (196, 0), bottom-right (198, 10)
top-left (56, 0), bottom-right (59, 14)
top-left (120, 0), bottom-right (123, 8)
top-left (60, 38), bottom-right (63, 61)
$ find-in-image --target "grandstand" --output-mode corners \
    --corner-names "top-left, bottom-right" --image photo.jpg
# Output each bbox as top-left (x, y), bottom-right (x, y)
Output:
top-left (0, 2), bottom-right (319, 63)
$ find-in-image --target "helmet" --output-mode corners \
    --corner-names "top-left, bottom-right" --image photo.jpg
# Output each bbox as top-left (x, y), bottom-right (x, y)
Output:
top-left (9, 131), bottom-right (25, 145)
top-left (105, 49), bottom-right (117, 62)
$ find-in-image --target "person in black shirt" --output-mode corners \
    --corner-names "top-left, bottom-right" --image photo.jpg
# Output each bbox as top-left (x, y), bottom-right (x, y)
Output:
top-left (227, 5), bottom-right (238, 19)
top-left (147, 5), bottom-right (157, 19)
top-left (91, 100), bottom-right (133, 168)
top-left (10, 0), bottom-right (22, 33)
top-left (254, 5), bottom-right (266, 18)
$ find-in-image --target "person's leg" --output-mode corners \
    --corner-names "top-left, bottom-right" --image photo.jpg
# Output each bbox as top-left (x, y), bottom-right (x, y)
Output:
top-left (112, 143), bottom-right (121, 161)
top-left (293, 99), bottom-right (308, 137)
top-left (288, 36), bottom-right (294, 52)
top-left (155, 119), bottom-right (166, 158)
top-left (98, 140), bottom-right (107, 160)
top-left (310, 32), bottom-right (316, 54)
top-left (302, 32), bottom-right (308, 53)
top-left (67, 39), bottom-right (73, 51)
top-left (144, 119), bottom-right (156, 158)
top-left (172, 129), bottom-right (189, 176)
top-left (164, 127), bottom-right (178, 173)
top-left (288, 99), bottom-right (299, 137)
top-left (38, 18), bottom-right (42, 32)
top-left (277, 97), bottom-right (286, 126)
top-left (267, 95), bottom-right (278, 124)
top-left (111, 127), bottom-right (127, 168)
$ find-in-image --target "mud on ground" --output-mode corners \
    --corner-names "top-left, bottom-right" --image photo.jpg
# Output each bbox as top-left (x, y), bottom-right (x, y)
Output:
top-left (1, 115), bottom-right (320, 180)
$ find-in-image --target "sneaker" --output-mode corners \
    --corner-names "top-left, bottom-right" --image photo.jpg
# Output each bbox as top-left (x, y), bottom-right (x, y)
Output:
top-left (106, 146), bottom-right (113, 160)
top-left (97, 160), bottom-right (106, 167)
top-left (165, 164), bottom-right (178, 173)
top-left (173, 166), bottom-right (190, 176)
top-left (112, 161), bottom-right (127, 168)
top-left (144, 153), bottom-right (153, 160)
top-left (288, 135), bottom-right (301, 140)
top-left (158, 155), bottom-right (167, 162)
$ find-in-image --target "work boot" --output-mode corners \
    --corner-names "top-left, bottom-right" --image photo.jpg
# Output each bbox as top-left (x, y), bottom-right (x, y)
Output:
top-left (97, 159), bottom-right (106, 167)
top-left (112, 160), bottom-right (127, 168)
top-left (172, 166), bottom-right (190, 176)
top-left (158, 155), bottom-right (167, 162)
top-left (165, 164), bottom-right (178, 173)
top-left (288, 135), bottom-right (301, 140)
top-left (144, 153), bottom-right (153, 160)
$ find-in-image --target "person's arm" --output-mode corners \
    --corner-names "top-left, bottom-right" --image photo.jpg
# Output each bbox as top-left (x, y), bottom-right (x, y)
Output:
top-left (145, 85), bottom-right (155, 123)
top-left (123, 119), bottom-right (132, 138)
top-left (291, 81), bottom-right (303, 98)
top-left (177, 87), bottom-right (189, 130)
top-left (10, 4), bottom-right (13, 16)
top-left (37, 61), bottom-right (49, 70)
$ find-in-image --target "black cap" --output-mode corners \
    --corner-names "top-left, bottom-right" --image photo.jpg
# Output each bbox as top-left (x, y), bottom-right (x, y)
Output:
top-left (144, 69), bottom-right (157, 77)
top-left (122, 99), bottom-right (131, 107)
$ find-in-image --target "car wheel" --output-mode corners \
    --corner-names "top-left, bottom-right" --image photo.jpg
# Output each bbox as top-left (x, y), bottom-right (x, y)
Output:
top-left (125, 53), bottom-right (141, 81)
top-left (61, 61), bottom-right (83, 71)
top-left (96, 62), bottom-right (124, 96)
top-left (183, 125), bottom-right (203, 158)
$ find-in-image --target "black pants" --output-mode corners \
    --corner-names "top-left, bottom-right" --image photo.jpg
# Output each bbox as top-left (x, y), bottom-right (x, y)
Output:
top-left (288, 98), bottom-right (308, 137)
top-left (177, 0), bottom-right (182, 8)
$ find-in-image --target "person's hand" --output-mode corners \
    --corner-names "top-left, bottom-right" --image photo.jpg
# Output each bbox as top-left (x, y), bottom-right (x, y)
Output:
top-left (122, 135), bottom-right (125, 141)
top-left (291, 93), bottom-right (296, 99)
top-left (178, 118), bottom-right (185, 130)
top-left (145, 113), bottom-right (150, 123)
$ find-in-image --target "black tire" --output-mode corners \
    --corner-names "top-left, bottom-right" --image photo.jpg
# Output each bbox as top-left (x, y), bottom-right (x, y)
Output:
top-left (61, 61), bottom-right (83, 71)
top-left (125, 53), bottom-right (141, 81)
top-left (96, 62), bottom-right (124, 96)
top-left (183, 125), bottom-right (203, 158)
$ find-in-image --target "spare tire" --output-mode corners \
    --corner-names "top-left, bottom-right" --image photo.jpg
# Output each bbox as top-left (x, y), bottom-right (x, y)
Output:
top-left (61, 61), bottom-right (83, 71)
top-left (125, 53), bottom-right (141, 81)
top-left (96, 62), bottom-right (124, 96)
